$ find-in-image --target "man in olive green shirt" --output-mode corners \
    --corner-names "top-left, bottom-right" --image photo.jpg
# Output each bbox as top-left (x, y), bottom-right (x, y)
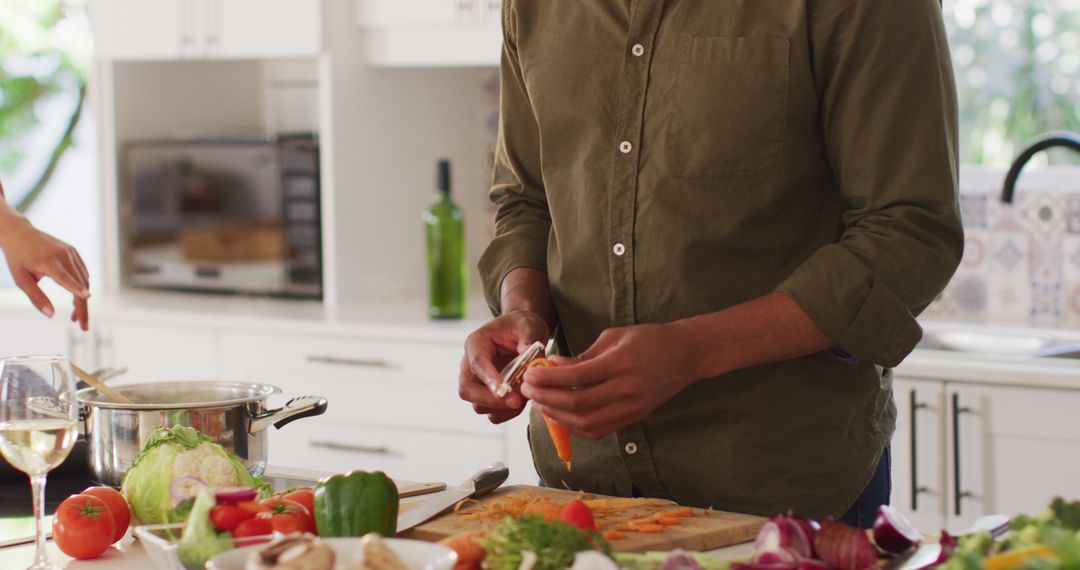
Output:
top-left (459, 0), bottom-right (963, 525)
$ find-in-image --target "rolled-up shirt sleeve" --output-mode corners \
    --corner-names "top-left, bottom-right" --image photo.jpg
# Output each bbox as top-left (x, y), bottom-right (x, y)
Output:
top-left (477, 0), bottom-right (551, 316)
top-left (775, 0), bottom-right (964, 368)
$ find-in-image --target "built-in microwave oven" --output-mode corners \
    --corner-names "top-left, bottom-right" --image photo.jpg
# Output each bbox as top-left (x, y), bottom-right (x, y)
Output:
top-left (121, 136), bottom-right (322, 299)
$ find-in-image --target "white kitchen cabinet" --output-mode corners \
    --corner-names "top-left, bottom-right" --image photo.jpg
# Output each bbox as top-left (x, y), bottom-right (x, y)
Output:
top-left (893, 370), bottom-right (1080, 533)
top-left (268, 418), bottom-right (503, 483)
top-left (356, 0), bottom-right (502, 67)
top-left (892, 377), bottom-right (948, 533)
top-left (947, 383), bottom-right (1080, 531)
top-left (89, 0), bottom-right (187, 60)
top-left (89, 0), bottom-right (320, 61)
top-left (219, 330), bottom-right (493, 434)
top-left (95, 320), bottom-right (220, 382)
top-left (0, 311), bottom-right (73, 360)
top-left (213, 0), bottom-right (321, 59)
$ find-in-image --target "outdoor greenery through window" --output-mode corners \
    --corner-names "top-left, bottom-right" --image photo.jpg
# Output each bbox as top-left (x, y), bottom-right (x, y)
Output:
top-left (944, 0), bottom-right (1080, 167)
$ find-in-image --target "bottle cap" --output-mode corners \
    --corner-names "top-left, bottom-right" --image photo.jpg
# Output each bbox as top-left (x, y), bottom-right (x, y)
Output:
top-left (437, 159), bottom-right (451, 194)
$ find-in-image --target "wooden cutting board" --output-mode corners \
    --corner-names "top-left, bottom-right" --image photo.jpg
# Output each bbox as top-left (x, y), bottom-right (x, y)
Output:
top-left (399, 485), bottom-right (766, 553)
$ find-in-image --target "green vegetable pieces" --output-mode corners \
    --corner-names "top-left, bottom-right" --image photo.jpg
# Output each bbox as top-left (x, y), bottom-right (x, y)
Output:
top-left (176, 486), bottom-right (233, 569)
top-left (313, 470), bottom-right (398, 537)
top-left (481, 515), bottom-right (612, 570)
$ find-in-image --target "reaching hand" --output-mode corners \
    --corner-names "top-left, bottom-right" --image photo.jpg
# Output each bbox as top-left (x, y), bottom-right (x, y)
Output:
top-left (0, 216), bottom-right (90, 331)
top-left (521, 322), bottom-right (704, 439)
top-left (458, 309), bottom-right (550, 424)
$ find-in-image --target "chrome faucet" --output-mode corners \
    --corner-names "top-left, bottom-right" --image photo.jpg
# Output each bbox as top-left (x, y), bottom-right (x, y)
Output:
top-left (1001, 131), bottom-right (1080, 203)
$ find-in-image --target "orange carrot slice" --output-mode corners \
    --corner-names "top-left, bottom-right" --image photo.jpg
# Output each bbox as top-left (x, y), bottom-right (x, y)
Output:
top-left (603, 530), bottom-right (628, 541)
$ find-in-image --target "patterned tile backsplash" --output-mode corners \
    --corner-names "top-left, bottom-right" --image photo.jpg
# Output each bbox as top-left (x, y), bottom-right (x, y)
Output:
top-left (924, 165), bottom-right (1080, 327)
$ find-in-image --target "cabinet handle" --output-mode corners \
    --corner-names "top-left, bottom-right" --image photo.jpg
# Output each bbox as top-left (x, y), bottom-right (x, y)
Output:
top-left (310, 440), bottom-right (394, 455)
top-left (910, 389), bottom-right (930, 511)
top-left (952, 392), bottom-right (975, 516)
top-left (306, 355), bottom-right (391, 369)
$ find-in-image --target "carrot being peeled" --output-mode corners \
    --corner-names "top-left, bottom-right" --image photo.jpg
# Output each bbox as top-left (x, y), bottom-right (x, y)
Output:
top-left (529, 357), bottom-right (574, 471)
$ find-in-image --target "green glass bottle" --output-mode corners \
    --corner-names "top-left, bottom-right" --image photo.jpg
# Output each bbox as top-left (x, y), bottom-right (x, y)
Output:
top-left (424, 159), bottom-right (466, 319)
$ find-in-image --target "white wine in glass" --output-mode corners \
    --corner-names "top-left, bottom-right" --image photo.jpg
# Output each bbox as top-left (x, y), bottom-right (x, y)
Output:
top-left (0, 356), bottom-right (79, 570)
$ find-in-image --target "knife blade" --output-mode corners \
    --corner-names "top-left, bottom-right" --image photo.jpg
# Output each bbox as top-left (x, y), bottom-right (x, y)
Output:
top-left (396, 463), bottom-right (509, 533)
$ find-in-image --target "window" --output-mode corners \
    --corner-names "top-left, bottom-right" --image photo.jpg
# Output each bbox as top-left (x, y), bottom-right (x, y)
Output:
top-left (944, 0), bottom-right (1080, 166)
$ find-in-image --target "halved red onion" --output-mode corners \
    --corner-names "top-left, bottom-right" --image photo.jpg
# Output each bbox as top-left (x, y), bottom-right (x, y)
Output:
top-left (215, 486), bottom-right (259, 504)
top-left (732, 562), bottom-right (800, 570)
top-left (786, 512), bottom-right (821, 557)
top-left (872, 505), bottom-right (924, 554)
top-left (813, 519), bottom-right (878, 570)
top-left (170, 476), bottom-right (206, 504)
top-left (751, 549), bottom-right (800, 566)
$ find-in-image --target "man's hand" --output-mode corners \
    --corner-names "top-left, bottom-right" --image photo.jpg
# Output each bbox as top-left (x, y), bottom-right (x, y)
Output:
top-left (521, 322), bottom-right (703, 439)
top-left (459, 309), bottom-right (549, 424)
top-left (0, 216), bottom-right (90, 331)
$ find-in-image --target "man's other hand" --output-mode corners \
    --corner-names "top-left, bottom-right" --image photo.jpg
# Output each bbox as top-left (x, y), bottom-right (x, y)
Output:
top-left (521, 322), bottom-right (702, 439)
top-left (459, 309), bottom-right (549, 424)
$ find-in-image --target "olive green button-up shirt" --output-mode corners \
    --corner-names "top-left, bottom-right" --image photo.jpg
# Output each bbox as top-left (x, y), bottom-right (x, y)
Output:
top-left (478, 0), bottom-right (963, 518)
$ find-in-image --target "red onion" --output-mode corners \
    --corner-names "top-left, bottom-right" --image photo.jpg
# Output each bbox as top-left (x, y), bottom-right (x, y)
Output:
top-left (170, 476), bottom-right (206, 504)
top-left (813, 519), bottom-right (878, 570)
top-left (660, 549), bottom-right (704, 570)
top-left (872, 505), bottom-right (923, 553)
top-left (755, 515), bottom-right (814, 560)
top-left (732, 562), bottom-right (800, 570)
top-left (786, 512), bottom-right (821, 557)
top-left (751, 549), bottom-right (799, 566)
top-left (215, 486), bottom-right (259, 504)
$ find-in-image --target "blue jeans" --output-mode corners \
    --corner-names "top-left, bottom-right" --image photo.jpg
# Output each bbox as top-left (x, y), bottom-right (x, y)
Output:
top-left (838, 447), bottom-right (892, 529)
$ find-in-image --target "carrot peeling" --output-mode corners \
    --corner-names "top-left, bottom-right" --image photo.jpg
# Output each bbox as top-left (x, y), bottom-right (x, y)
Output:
top-left (662, 507), bottom-right (695, 518)
top-left (634, 523), bottom-right (665, 534)
top-left (655, 517), bottom-right (681, 526)
top-left (602, 530), bottom-right (628, 541)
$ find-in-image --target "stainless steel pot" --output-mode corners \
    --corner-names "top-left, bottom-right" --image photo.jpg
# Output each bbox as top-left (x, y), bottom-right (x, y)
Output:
top-left (76, 381), bottom-right (327, 487)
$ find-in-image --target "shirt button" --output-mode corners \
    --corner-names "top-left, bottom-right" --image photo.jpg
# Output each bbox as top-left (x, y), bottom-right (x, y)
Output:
top-left (612, 243), bottom-right (626, 256)
top-left (625, 442), bottom-right (638, 455)
top-left (619, 141), bottom-right (633, 154)
top-left (631, 44), bottom-right (645, 57)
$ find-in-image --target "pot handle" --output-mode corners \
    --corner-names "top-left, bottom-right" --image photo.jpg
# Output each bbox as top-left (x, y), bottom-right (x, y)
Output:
top-left (250, 396), bottom-right (328, 433)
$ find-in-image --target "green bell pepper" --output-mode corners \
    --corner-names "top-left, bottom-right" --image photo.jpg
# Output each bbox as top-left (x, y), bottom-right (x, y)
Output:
top-left (313, 470), bottom-right (399, 537)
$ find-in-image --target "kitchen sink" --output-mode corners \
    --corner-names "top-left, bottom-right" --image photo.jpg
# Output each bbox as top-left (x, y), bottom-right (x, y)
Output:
top-left (917, 330), bottom-right (1080, 359)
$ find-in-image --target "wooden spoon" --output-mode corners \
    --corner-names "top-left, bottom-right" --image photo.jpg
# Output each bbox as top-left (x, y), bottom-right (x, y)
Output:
top-left (71, 362), bottom-right (133, 404)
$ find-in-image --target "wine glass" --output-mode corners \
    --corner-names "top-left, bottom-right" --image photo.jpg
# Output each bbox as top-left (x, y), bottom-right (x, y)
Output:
top-left (0, 356), bottom-right (79, 570)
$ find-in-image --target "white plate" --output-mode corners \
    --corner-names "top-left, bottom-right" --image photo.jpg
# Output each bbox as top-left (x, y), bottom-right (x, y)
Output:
top-left (206, 537), bottom-right (457, 570)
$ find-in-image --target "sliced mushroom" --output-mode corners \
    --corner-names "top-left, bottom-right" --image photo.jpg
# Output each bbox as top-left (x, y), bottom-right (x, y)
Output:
top-left (339, 533), bottom-right (409, 570)
top-left (246, 534), bottom-right (336, 570)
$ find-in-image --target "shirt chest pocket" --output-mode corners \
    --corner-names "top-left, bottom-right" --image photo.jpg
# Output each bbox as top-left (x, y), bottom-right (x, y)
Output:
top-left (664, 35), bottom-right (790, 178)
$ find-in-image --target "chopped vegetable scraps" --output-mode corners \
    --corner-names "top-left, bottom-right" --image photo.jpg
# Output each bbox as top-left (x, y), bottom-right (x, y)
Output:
top-left (452, 492), bottom-right (697, 539)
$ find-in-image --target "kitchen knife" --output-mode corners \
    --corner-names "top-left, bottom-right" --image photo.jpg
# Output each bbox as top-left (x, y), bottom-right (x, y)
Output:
top-left (396, 462), bottom-right (509, 533)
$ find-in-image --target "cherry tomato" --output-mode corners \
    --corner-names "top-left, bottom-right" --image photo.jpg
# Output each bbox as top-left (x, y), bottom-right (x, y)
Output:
top-left (53, 494), bottom-right (116, 559)
top-left (558, 500), bottom-right (596, 530)
top-left (82, 486), bottom-right (131, 543)
top-left (232, 517), bottom-right (274, 545)
top-left (282, 488), bottom-right (315, 515)
top-left (258, 497), bottom-right (316, 535)
top-left (211, 504), bottom-right (255, 531)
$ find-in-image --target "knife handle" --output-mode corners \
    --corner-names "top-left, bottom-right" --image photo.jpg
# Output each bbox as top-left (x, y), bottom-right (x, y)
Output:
top-left (466, 462), bottom-right (509, 497)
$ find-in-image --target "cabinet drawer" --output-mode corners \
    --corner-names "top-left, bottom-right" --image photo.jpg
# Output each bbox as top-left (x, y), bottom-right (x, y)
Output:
top-left (221, 331), bottom-right (492, 433)
top-left (268, 420), bottom-right (503, 484)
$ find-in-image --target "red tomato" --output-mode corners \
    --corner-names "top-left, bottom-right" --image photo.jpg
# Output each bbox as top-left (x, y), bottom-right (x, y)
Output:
top-left (232, 517), bottom-right (274, 545)
top-left (82, 486), bottom-right (131, 543)
top-left (258, 497), bottom-right (316, 535)
top-left (53, 494), bottom-right (116, 559)
top-left (282, 488), bottom-right (315, 515)
top-left (211, 504), bottom-right (255, 531)
top-left (558, 500), bottom-right (596, 530)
